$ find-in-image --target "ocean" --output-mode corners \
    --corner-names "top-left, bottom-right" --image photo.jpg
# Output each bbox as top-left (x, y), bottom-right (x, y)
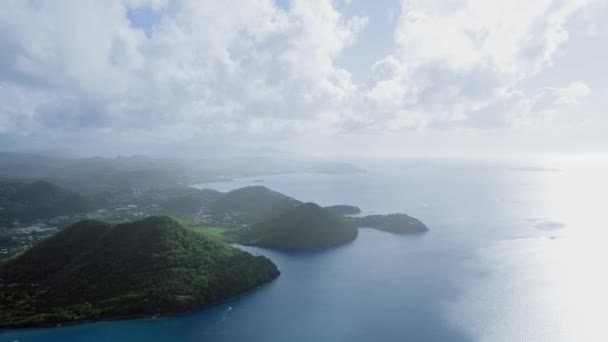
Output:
top-left (3, 158), bottom-right (607, 341)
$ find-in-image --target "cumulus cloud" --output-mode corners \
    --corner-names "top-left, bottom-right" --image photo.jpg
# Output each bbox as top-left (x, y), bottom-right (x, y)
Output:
top-left (363, 0), bottom-right (600, 129)
top-left (0, 0), bottom-right (366, 136)
top-left (551, 82), bottom-right (591, 105)
top-left (0, 0), bottom-right (604, 155)
top-left (506, 81), bottom-right (593, 127)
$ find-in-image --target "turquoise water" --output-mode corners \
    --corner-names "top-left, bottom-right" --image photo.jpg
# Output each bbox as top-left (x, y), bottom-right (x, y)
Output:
top-left (3, 159), bottom-right (608, 341)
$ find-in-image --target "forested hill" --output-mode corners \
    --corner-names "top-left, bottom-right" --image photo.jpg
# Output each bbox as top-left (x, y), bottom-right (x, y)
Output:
top-left (0, 180), bottom-right (93, 225)
top-left (0, 215), bottom-right (279, 328)
top-left (241, 202), bottom-right (358, 251)
top-left (208, 186), bottom-right (302, 224)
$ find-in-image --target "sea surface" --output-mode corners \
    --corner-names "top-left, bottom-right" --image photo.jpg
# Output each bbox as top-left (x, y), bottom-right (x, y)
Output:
top-left (3, 158), bottom-right (608, 342)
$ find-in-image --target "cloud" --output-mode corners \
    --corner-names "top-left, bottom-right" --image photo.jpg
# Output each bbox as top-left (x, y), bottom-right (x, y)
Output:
top-left (0, 0), bottom-right (604, 156)
top-left (365, 0), bottom-right (600, 128)
top-left (506, 81), bottom-right (592, 127)
top-left (551, 81), bottom-right (591, 105)
top-left (0, 0), bottom-right (366, 136)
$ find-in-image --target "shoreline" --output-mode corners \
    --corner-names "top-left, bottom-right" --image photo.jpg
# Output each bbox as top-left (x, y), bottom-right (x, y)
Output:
top-left (0, 269), bottom-right (280, 332)
top-left (190, 168), bottom-right (367, 188)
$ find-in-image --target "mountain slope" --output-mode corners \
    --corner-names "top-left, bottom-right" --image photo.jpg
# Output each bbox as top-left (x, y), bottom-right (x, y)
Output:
top-left (0, 216), bottom-right (279, 328)
top-left (324, 205), bottom-right (361, 216)
top-left (0, 180), bottom-right (93, 225)
top-left (208, 186), bottom-right (301, 225)
top-left (242, 202), bottom-right (358, 252)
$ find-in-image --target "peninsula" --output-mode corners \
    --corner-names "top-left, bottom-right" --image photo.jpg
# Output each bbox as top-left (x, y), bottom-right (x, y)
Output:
top-left (0, 216), bottom-right (279, 329)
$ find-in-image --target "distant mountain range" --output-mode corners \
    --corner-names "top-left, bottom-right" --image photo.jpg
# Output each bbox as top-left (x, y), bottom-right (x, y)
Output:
top-left (0, 152), bottom-right (364, 193)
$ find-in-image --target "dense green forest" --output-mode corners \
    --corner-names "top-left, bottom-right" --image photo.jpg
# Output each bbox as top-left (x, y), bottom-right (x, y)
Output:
top-left (0, 180), bottom-right (94, 226)
top-left (0, 216), bottom-right (279, 328)
top-left (239, 202), bottom-right (358, 252)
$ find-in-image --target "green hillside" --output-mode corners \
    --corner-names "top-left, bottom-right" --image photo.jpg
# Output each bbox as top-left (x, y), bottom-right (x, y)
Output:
top-left (0, 216), bottom-right (279, 328)
top-left (0, 180), bottom-right (93, 225)
top-left (241, 202), bottom-right (358, 252)
top-left (208, 186), bottom-right (301, 225)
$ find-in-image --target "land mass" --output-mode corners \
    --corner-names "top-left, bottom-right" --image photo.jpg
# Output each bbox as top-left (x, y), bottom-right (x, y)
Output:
top-left (0, 180), bottom-right (93, 226)
top-left (238, 202), bottom-right (358, 252)
top-left (207, 186), bottom-right (301, 225)
top-left (350, 214), bottom-right (429, 234)
top-left (0, 157), bottom-right (430, 330)
top-left (323, 204), bottom-right (361, 216)
top-left (0, 216), bottom-right (279, 329)
top-left (230, 202), bottom-right (427, 251)
top-left (1, 183), bottom-right (429, 259)
top-left (0, 153), bottom-right (363, 193)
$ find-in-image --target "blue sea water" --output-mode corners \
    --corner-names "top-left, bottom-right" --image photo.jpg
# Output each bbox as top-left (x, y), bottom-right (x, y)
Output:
top-left (3, 159), bottom-right (608, 341)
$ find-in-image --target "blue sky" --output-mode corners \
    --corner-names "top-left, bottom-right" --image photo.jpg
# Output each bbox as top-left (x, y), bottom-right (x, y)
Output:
top-left (0, 0), bottom-right (606, 158)
top-left (127, 6), bottom-right (161, 37)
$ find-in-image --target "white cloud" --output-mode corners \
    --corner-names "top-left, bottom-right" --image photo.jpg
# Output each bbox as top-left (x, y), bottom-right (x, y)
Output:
top-left (363, 0), bottom-right (600, 128)
top-left (0, 0), bottom-right (605, 156)
top-left (0, 0), bottom-right (366, 135)
top-left (395, 0), bottom-right (597, 74)
top-left (506, 81), bottom-right (592, 127)
top-left (552, 81), bottom-right (591, 105)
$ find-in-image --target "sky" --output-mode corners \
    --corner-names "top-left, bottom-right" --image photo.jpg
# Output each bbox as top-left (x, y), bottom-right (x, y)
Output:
top-left (0, 0), bottom-right (607, 159)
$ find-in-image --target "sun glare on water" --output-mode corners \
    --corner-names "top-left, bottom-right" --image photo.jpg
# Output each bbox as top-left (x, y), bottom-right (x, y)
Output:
top-left (447, 156), bottom-right (608, 341)
top-left (533, 157), bottom-right (608, 341)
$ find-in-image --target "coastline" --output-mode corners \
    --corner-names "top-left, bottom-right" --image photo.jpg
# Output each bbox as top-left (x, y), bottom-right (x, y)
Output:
top-left (191, 168), bottom-right (367, 188)
top-left (0, 271), bottom-right (280, 331)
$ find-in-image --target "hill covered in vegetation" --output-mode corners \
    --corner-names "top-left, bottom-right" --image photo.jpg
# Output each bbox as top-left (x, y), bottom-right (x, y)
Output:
top-left (351, 214), bottom-right (429, 234)
top-left (0, 180), bottom-right (94, 226)
top-left (207, 186), bottom-right (302, 226)
top-left (324, 204), bottom-right (361, 216)
top-left (0, 216), bottom-right (279, 328)
top-left (239, 202), bottom-right (358, 252)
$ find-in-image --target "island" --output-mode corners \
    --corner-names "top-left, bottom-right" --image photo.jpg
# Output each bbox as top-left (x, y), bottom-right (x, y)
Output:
top-left (237, 202), bottom-right (358, 252)
top-left (0, 215), bottom-right (279, 329)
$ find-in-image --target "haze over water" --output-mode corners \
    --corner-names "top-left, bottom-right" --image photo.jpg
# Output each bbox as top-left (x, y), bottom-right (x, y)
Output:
top-left (2, 158), bottom-right (607, 342)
